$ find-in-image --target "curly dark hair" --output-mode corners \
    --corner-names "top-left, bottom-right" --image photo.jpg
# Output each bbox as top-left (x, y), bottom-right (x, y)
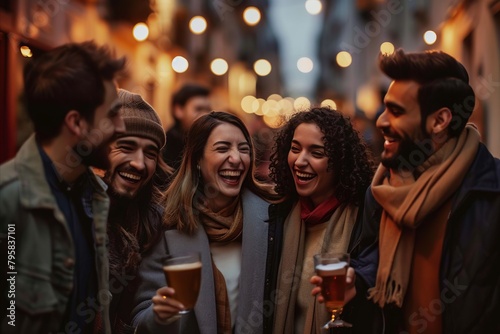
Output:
top-left (269, 107), bottom-right (374, 205)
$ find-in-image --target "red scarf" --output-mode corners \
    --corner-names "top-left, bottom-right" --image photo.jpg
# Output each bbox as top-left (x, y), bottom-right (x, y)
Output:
top-left (300, 195), bottom-right (341, 226)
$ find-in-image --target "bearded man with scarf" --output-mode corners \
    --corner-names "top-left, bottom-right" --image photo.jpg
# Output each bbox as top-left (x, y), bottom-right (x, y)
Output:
top-left (317, 49), bottom-right (500, 334)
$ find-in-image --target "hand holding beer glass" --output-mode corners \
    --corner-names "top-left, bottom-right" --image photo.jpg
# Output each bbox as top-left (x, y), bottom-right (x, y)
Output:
top-left (163, 252), bottom-right (202, 314)
top-left (313, 252), bottom-right (352, 329)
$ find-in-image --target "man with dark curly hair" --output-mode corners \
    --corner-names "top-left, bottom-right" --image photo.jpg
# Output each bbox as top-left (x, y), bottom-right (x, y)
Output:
top-left (268, 107), bottom-right (374, 333)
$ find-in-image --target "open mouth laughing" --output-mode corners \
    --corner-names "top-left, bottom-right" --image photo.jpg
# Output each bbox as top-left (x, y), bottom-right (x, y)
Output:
top-left (219, 170), bottom-right (243, 184)
top-left (118, 170), bottom-right (143, 183)
top-left (295, 171), bottom-right (316, 182)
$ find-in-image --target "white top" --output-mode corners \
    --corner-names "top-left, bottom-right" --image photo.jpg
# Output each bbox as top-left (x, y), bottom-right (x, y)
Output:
top-left (210, 241), bottom-right (242, 328)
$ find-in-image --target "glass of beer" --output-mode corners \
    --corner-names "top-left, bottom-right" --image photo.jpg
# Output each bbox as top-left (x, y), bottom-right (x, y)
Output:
top-left (313, 252), bottom-right (352, 329)
top-left (163, 252), bottom-right (202, 314)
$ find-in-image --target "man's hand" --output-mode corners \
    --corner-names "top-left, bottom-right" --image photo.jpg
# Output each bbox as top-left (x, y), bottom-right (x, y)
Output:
top-left (311, 267), bottom-right (357, 304)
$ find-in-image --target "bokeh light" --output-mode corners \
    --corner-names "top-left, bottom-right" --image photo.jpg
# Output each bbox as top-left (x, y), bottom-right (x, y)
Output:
top-left (424, 30), bottom-right (437, 45)
top-left (321, 99), bottom-right (337, 109)
top-left (211, 58), bottom-right (229, 76)
top-left (172, 56), bottom-right (189, 73)
top-left (241, 95), bottom-right (256, 113)
top-left (254, 59), bottom-right (272, 76)
top-left (133, 23), bottom-right (149, 41)
top-left (294, 96), bottom-right (311, 110)
top-left (336, 51), bottom-right (352, 68)
top-left (189, 16), bottom-right (207, 34)
top-left (297, 57), bottom-right (314, 73)
top-left (20, 46), bottom-right (33, 58)
top-left (380, 42), bottom-right (395, 55)
top-left (243, 7), bottom-right (261, 26)
top-left (305, 0), bottom-right (322, 15)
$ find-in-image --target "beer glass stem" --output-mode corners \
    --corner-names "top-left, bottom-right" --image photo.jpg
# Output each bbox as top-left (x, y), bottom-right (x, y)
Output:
top-left (331, 308), bottom-right (341, 322)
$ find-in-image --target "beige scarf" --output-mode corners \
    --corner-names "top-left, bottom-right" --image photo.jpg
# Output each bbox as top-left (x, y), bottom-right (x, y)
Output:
top-left (368, 124), bottom-right (480, 307)
top-left (273, 201), bottom-right (359, 333)
top-left (194, 194), bottom-right (243, 334)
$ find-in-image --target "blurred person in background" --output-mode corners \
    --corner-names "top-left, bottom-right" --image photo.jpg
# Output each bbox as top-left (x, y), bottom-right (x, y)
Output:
top-left (162, 84), bottom-right (211, 171)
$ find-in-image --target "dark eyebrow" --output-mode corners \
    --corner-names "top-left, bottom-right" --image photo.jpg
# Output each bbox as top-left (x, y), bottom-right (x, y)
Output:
top-left (144, 144), bottom-right (160, 152)
top-left (115, 138), bottom-right (137, 146)
top-left (116, 139), bottom-right (159, 152)
top-left (385, 101), bottom-right (405, 113)
top-left (291, 139), bottom-right (324, 150)
top-left (213, 141), bottom-right (231, 146)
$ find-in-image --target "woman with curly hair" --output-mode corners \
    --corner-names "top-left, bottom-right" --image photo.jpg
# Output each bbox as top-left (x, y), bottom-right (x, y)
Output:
top-left (269, 107), bottom-right (374, 334)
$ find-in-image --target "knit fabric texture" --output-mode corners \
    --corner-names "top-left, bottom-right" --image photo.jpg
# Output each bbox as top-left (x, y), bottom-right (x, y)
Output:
top-left (117, 89), bottom-right (166, 148)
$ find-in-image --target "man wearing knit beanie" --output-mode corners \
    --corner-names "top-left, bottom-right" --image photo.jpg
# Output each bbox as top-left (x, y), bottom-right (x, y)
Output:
top-left (115, 89), bottom-right (166, 153)
top-left (100, 89), bottom-right (171, 333)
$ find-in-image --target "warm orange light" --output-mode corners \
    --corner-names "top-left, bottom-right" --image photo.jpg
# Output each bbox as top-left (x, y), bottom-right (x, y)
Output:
top-left (254, 59), bottom-right (272, 76)
top-left (211, 58), bottom-right (229, 76)
top-left (336, 51), bottom-right (352, 68)
top-left (20, 46), bottom-right (33, 58)
top-left (380, 42), bottom-right (395, 55)
top-left (243, 7), bottom-right (261, 26)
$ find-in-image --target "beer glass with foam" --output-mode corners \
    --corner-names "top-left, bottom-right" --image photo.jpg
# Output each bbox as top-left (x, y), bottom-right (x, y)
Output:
top-left (163, 252), bottom-right (202, 314)
top-left (313, 252), bottom-right (352, 329)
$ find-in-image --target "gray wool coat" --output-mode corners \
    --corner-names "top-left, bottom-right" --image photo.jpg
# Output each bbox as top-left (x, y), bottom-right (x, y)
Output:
top-left (132, 189), bottom-right (271, 334)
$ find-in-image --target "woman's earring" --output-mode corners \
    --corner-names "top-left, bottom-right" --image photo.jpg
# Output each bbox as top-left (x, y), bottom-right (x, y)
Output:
top-left (197, 164), bottom-right (201, 179)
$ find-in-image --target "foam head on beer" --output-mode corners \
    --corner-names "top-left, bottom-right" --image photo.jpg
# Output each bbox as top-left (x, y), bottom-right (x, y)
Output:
top-left (315, 261), bottom-right (348, 275)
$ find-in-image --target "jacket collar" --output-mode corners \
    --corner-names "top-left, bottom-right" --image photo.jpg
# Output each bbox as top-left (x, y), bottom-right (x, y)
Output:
top-left (452, 143), bottom-right (500, 208)
top-left (16, 135), bottom-right (108, 210)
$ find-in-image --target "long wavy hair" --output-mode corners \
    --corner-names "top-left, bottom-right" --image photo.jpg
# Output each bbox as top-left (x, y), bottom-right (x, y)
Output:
top-left (269, 107), bottom-right (374, 206)
top-left (163, 111), bottom-right (278, 234)
top-left (107, 157), bottom-right (172, 275)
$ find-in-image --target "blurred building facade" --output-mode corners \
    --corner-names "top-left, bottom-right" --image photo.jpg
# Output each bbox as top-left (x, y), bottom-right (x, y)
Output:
top-left (1, 0), bottom-right (499, 162)
top-left (0, 0), bottom-right (281, 162)
top-left (317, 0), bottom-right (500, 156)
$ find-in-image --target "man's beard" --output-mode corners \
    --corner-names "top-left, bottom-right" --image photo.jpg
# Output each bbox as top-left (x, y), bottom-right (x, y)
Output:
top-left (74, 139), bottom-right (112, 170)
top-left (103, 165), bottom-right (151, 200)
top-left (380, 134), bottom-right (433, 171)
top-left (107, 177), bottom-right (153, 206)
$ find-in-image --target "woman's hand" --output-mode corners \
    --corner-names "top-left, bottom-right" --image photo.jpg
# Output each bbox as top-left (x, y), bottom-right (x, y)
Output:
top-left (311, 267), bottom-right (357, 304)
top-left (152, 286), bottom-right (185, 324)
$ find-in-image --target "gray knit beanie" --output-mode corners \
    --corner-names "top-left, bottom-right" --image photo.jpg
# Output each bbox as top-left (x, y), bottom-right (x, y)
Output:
top-left (116, 89), bottom-right (166, 149)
